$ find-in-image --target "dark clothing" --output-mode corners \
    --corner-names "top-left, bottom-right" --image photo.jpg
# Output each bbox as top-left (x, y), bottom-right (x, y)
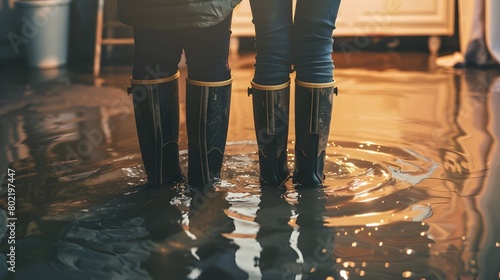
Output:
top-left (131, 14), bottom-right (233, 82)
top-left (118, 0), bottom-right (241, 29)
top-left (250, 0), bottom-right (341, 84)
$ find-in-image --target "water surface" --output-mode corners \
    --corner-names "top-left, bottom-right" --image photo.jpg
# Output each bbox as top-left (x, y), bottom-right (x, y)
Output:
top-left (1, 56), bottom-right (500, 280)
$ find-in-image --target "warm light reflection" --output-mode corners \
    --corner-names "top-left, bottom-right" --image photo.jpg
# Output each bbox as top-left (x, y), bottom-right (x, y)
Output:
top-left (402, 271), bottom-right (412, 278)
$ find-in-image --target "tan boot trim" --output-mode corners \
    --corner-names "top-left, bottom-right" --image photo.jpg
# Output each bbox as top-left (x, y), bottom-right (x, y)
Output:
top-left (251, 80), bottom-right (290, 91)
top-left (186, 77), bottom-right (233, 87)
top-left (130, 71), bottom-right (180, 85)
top-left (295, 79), bottom-right (336, 88)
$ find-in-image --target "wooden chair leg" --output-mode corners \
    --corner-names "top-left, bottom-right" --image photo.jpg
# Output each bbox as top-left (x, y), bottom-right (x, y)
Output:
top-left (93, 0), bottom-right (104, 77)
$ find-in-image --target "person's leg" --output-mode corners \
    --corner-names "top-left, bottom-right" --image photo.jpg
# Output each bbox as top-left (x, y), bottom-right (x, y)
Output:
top-left (250, 0), bottom-right (293, 85)
top-left (183, 15), bottom-right (233, 187)
top-left (132, 28), bottom-right (183, 80)
top-left (293, 0), bottom-right (340, 83)
top-left (293, 0), bottom-right (341, 187)
top-left (249, 0), bottom-right (293, 185)
top-left (129, 28), bottom-right (185, 186)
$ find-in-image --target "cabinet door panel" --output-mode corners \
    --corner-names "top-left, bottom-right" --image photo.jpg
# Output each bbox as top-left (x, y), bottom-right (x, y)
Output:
top-left (233, 0), bottom-right (455, 37)
top-left (336, 0), bottom-right (454, 36)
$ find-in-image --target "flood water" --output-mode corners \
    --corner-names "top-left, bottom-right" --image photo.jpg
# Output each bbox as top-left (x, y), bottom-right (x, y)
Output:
top-left (1, 53), bottom-right (500, 280)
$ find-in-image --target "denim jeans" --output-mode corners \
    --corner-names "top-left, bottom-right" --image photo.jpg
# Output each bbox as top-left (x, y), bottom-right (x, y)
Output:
top-left (249, 0), bottom-right (341, 84)
top-left (132, 14), bottom-right (233, 82)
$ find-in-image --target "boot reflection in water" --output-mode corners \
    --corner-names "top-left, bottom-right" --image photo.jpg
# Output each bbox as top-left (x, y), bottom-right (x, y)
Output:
top-left (248, 0), bottom-right (341, 187)
top-left (117, 2), bottom-right (239, 186)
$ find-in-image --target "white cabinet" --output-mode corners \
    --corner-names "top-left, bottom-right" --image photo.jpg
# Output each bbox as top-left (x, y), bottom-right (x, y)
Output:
top-left (232, 0), bottom-right (455, 53)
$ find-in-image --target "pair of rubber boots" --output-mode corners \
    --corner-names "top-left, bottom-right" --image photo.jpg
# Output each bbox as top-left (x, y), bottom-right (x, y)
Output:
top-left (249, 79), bottom-right (337, 187)
top-left (128, 71), bottom-right (232, 187)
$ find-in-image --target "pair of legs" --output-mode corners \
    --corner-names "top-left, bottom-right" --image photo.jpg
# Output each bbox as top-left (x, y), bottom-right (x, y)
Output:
top-left (129, 15), bottom-right (233, 187)
top-left (249, 0), bottom-right (341, 187)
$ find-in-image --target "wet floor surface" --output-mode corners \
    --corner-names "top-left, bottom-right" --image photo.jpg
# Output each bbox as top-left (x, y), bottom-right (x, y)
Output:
top-left (0, 52), bottom-right (500, 280)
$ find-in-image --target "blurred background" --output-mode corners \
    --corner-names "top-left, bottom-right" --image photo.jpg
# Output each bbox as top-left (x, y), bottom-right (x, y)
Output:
top-left (1, 1), bottom-right (500, 280)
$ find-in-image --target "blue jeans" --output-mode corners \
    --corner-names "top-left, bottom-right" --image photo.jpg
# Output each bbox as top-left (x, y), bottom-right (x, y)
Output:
top-left (249, 0), bottom-right (341, 85)
top-left (132, 14), bottom-right (232, 82)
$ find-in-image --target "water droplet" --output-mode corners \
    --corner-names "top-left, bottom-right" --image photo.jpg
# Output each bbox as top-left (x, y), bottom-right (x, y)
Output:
top-left (336, 258), bottom-right (342, 263)
top-left (406, 249), bottom-right (413, 255)
top-left (420, 232), bottom-right (426, 236)
top-left (362, 262), bottom-right (367, 267)
top-left (352, 242), bottom-right (357, 247)
top-left (360, 270), bottom-right (366, 276)
top-left (496, 242), bottom-right (500, 247)
top-left (379, 242), bottom-right (383, 246)
top-left (385, 262), bottom-right (390, 268)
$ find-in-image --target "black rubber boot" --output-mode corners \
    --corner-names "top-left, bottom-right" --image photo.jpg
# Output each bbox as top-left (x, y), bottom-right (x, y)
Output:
top-left (249, 80), bottom-right (290, 185)
top-left (186, 78), bottom-right (232, 187)
top-left (293, 79), bottom-right (337, 187)
top-left (128, 72), bottom-right (185, 186)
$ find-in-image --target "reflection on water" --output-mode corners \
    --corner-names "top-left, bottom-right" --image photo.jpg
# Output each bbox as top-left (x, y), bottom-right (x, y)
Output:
top-left (1, 60), bottom-right (500, 280)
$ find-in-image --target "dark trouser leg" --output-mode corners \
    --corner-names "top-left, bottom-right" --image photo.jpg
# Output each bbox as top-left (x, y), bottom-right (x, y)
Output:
top-left (131, 27), bottom-right (184, 186)
top-left (186, 79), bottom-right (232, 187)
top-left (249, 0), bottom-right (293, 86)
top-left (293, 0), bottom-right (341, 83)
top-left (292, 0), bottom-right (340, 186)
top-left (129, 73), bottom-right (185, 186)
top-left (249, 80), bottom-right (290, 185)
top-left (293, 80), bottom-right (337, 187)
